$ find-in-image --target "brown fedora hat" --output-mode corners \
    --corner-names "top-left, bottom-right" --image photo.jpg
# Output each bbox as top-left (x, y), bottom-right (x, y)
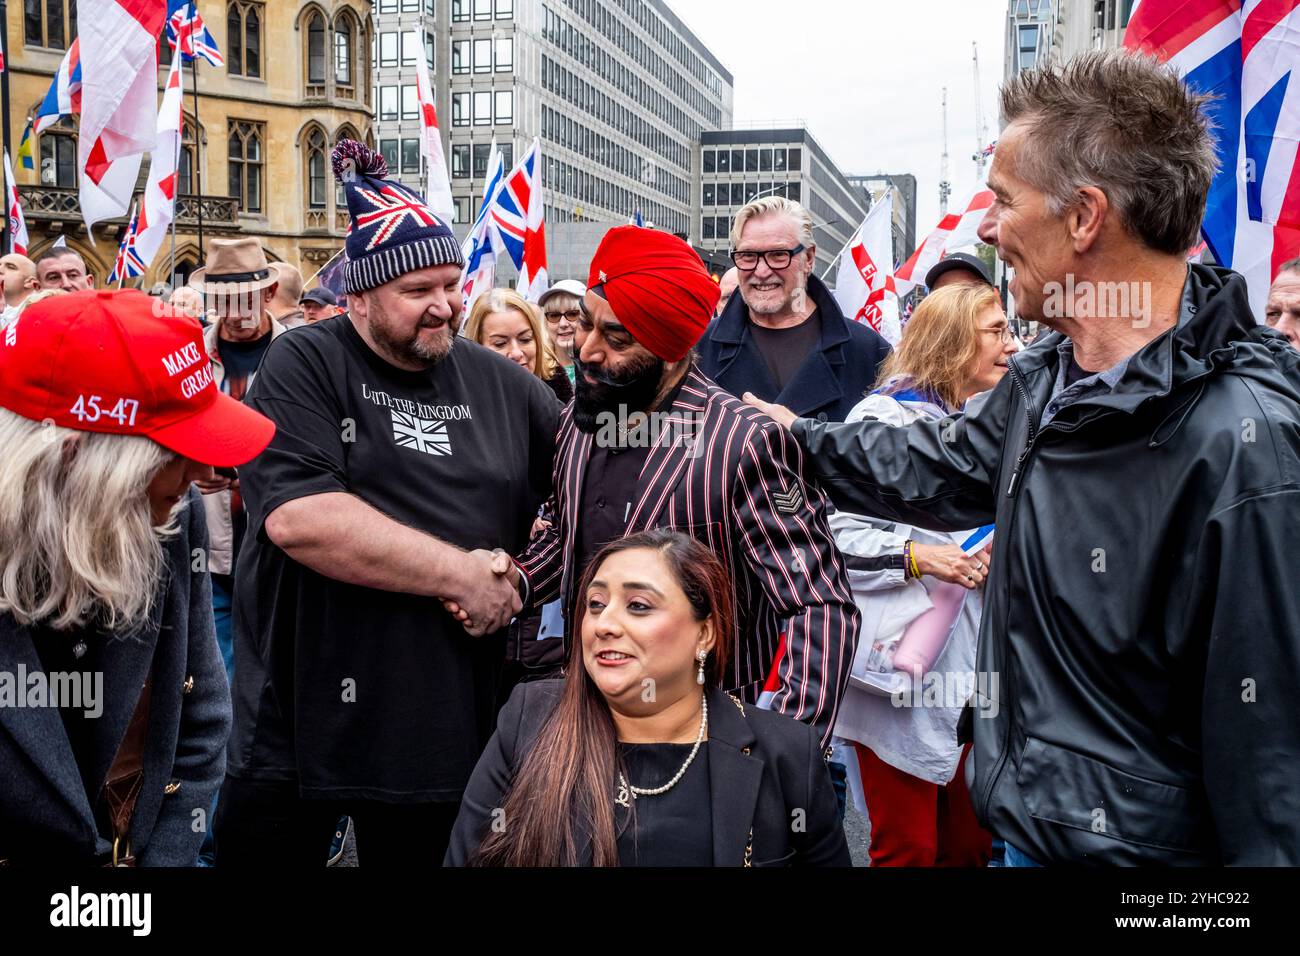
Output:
top-left (189, 237), bottom-right (279, 294)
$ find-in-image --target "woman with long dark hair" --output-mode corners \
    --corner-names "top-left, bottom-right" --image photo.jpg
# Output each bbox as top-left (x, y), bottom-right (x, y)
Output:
top-left (445, 530), bottom-right (849, 867)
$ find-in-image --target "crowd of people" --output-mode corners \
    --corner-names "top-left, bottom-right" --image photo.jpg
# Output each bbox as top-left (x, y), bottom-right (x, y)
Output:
top-left (1, 50), bottom-right (1298, 869)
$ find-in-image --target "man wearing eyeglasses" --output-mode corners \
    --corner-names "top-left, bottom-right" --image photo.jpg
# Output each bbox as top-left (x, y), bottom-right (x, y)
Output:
top-left (698, 197), bottom-right (891, 424)
top-left (538, 279), bottom-right (586, 384)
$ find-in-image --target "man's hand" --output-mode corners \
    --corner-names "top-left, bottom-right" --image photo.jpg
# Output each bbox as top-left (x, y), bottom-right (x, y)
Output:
top-left (742, 392), bottom-right (798, 430)
top-left (442, 549), bottom-right (521, 636)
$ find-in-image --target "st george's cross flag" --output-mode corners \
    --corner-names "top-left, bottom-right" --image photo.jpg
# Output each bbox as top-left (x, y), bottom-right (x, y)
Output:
top-left (835, 194), bottom-right (902, 344)
top-left (132, 53), bottom-right (184, 271)
top-left (77, 0), bottom-right (168, 229)
top-left (892, 184), bottom-right (995, 299)
top-left (412, 29), bottom-right (454, 225)
top-left (5, 152), bottom-right (29, 256)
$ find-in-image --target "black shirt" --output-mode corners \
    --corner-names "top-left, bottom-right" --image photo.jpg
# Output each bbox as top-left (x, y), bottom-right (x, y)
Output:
top-left (573, 375), bottom-right (686, 586)
top-left (575, 443), bottom-right (651, 587)
top-left (229, 316), bottom-right (559, 802)
top-left (616, 743), bottom-right (713, 866)
top-left (1063, 351), bottom-right (1094, 388)
top-left (747, 309), bottom-right (822, 392)
top-left (216, 331), bottom-right (274, 398)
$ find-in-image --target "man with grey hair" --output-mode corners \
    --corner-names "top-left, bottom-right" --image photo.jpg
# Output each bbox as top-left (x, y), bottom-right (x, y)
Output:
top-left (698, 196), bottom-right (890, 424)
top-left (749, 50), bottom-right (1300, 865)
top-left (1264, 258), bottom-right (1300, 350)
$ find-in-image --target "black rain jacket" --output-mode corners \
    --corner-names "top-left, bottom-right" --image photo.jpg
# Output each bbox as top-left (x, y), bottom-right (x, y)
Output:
top-left (794, 265), bottom-right (1300, 865)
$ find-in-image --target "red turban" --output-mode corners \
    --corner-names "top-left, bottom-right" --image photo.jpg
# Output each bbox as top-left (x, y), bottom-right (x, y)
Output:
top-left (587, 226), bottom-right (720, 362)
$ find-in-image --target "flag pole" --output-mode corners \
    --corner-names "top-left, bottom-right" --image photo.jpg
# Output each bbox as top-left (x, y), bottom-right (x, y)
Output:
top-left (1, 0), bottom-right (13, 256)
top-left (190, 55), bottom-right (204, 260)
top-left (304, 245), bottom-right (344, 287)
top-left (169, 50), bottom-right (183, 287)
top-left (117, 198), bottom-right (135, 290)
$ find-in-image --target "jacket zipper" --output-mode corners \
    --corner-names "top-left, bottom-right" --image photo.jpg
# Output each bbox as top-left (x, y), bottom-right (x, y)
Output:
top-left (978, 355), bottom-right (1039, 821)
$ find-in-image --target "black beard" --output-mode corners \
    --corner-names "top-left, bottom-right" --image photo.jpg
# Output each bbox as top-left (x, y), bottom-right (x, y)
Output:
top-left (572, 352), bottom-right (665, 434)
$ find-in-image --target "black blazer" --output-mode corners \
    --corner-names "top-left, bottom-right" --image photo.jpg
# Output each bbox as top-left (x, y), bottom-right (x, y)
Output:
top-left (515, 363), bottom-right (860, 748)
top-left (0, 490), bottom-right (231, 865)
top-left (444, 680), bottom-right (851, 867)
top-left (697, 274), bottom-right (892, 423)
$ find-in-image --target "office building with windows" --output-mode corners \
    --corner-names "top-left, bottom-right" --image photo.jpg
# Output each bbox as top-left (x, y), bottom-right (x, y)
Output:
top-left (848, 173), bottom-right (917, 267)
top-left (697, 128), bottom-right (870, 277)
top-left (1004, 1), bottom-right (1134, 81)
top-left (372, 0), bottom-right (441, 195)
top-left (5, 1), bottom-right (374, 285)
top-left (373, 1), bottom-right (733, 279)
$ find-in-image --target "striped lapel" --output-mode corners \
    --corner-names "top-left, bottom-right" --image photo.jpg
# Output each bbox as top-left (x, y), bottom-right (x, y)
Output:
top-left (626, 365), bottom-right (713, 533)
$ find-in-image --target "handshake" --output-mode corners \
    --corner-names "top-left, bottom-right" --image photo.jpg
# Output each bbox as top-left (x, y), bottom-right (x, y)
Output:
top-left (441, 548), bottom-right (522, 637)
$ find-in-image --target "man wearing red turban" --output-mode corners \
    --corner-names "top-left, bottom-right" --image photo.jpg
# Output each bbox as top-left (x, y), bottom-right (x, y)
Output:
top-left (451, 226), bottom-right (861, 749)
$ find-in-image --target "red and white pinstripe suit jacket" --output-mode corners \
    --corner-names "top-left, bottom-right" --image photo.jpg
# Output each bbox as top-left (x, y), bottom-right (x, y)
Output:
top-left (516, 363), bottom-right (860, 747)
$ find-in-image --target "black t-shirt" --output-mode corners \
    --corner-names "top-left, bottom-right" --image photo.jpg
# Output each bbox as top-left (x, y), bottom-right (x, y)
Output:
top-left (1063, 351), bottom-right (1094, 388)
top-left (747, 310), bottom-right (821, 392)
top-left (216, 331), bottom-right (273, 398)
top-left (228, 316), bottom-right (560, 802)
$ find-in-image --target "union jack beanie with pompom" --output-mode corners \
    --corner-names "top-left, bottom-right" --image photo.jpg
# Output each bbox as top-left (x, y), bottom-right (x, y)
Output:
top-left (331, 139), bottom-right (464, 294)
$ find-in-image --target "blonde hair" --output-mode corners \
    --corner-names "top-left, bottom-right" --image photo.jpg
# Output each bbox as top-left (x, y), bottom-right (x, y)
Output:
top-left (875, 283), bottom-right (1003, 410)
top-left (464, 288), bottom-right (560, 381)
top-left (0, 409), bottom-right (179, 631)
top-left (15, 288), bottom-right (68, 316)
top-left (729, 196), bottom-right (815, 250)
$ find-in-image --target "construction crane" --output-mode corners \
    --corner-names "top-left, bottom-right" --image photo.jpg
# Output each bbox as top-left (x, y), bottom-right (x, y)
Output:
top-left (972, 42), bottom-right (991, 179)
top-left (939, 87), bottom-right (951, 216)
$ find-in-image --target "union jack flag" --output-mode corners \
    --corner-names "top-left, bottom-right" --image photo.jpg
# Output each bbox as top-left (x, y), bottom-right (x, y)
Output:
top-left (390, 410), bottom-right (451, 457)
top-left (108, 206), bottom-right (147, 284)
top-left (166, 1), bottom-right (224, 67)
top-left (352, 183), bottom-right (442, 251)
top-left (1126, 0), bottom-right (1300, 313)
top-left (486, 162), bottom-right (531, 268)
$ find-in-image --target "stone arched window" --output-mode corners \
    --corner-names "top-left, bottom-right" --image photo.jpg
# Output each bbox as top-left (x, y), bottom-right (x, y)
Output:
top-left (307, 12), bottom-right (327, 87)
top-left (306, 127), bottom-right (329, 211)
top-left (39, 117), bottom-right (78, 188)
top-left (333, 10), bottom-right (359, 99)
top-left (178, 116), bottom-right (204, 196)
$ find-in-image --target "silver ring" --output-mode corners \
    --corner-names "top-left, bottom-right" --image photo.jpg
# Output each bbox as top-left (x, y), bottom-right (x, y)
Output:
top-left (974, 561), bottom-right (984, 571)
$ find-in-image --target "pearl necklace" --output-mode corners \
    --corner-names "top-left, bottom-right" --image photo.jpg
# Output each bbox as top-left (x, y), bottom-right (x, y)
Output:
top-left (615, 694), bottom-right (708, 806)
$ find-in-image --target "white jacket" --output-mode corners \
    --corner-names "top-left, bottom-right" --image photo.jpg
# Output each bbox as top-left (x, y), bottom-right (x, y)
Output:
top-left (831, 391), bottom-right (984, 786)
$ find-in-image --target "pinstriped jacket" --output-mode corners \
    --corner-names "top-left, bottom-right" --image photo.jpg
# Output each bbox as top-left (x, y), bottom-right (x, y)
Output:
top-left (515, 363), bottom-right (860, 747)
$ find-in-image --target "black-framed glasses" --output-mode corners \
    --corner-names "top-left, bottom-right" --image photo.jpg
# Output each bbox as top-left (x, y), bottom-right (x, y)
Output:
top-left (544, 309), bottom-right (581, 322)
top-left (730, 244), bottom-right (806, 271)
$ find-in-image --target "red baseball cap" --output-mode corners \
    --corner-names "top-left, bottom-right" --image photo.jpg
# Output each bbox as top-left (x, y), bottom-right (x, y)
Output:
top-left (0, 289), bottom-right (275, 467)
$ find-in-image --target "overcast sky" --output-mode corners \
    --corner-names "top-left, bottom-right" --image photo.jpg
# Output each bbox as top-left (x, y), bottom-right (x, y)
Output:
top-left (672, 0), bottom-right (1009, 249)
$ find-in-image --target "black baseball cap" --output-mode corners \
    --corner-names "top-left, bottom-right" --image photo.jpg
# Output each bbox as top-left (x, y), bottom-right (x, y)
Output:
top-left (925, 252), bottom-right (993, 289)
top-left (300, 287), bottom-right (338, 307)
